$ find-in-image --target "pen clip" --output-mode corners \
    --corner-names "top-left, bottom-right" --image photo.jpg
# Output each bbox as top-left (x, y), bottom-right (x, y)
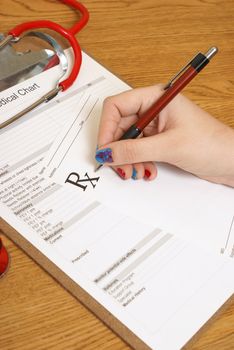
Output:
top-left (164, 52), bottom-right (199, 89)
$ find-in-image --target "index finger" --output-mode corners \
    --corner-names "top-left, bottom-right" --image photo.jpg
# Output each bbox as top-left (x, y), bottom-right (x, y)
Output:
top-left (97, 85), bottom-right (164, 147)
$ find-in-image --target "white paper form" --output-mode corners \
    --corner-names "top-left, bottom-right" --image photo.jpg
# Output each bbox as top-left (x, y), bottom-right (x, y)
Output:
top-left (1, 51), bottom-right (234, 350)
top-left (1, 176), bottom-right (233, 350)
top-left (42, 90), bottom-right (234, 259)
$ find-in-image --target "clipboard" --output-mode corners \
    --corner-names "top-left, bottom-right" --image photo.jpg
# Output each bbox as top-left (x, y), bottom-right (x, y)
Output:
top-left (0, 46), bottom-right (233, 350)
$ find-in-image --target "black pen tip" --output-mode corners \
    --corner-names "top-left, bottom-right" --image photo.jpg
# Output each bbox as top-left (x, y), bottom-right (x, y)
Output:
top-left (94, 164), bottom-right (103, 172)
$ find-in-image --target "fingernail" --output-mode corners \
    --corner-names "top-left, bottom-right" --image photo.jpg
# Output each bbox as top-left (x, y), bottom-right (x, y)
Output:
top-left (116, 168), bottom-right (126, 179)
top-left (131, 168), bottom-right (137, 180)
top-left (95, 148), bottom-right (113, 163)
top-left (144, 169), bottom-right (151, 179)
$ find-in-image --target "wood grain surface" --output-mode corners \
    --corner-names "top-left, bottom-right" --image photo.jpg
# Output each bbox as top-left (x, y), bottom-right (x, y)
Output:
top-left (0, 1), bottom-right (233, 349)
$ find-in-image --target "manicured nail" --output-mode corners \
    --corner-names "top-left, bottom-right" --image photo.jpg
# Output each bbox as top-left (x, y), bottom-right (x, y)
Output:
top-left (95, 148), bottom-right (113, 163)
top-left (117, 168), bottom-right (126, 179)
top-left (144, 169), bottom-right (151, 179)
top-left (131, 168), bottom-right (137, 180)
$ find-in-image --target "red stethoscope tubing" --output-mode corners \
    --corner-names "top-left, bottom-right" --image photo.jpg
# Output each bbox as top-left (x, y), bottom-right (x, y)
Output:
top-left (8, 0), bottom-right (89, 91)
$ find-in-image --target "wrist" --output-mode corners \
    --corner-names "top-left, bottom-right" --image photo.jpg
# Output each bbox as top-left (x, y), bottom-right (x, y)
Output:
top-left (216, 126), bottom-right (234, 187)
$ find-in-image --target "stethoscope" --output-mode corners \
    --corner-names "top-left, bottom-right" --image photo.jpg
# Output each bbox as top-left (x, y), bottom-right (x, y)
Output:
top-left (0, 0), bottom-right (89, 129)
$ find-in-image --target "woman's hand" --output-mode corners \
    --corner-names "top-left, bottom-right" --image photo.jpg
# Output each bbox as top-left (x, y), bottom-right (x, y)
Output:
top-left (96, 85), bottom-right (234, 186)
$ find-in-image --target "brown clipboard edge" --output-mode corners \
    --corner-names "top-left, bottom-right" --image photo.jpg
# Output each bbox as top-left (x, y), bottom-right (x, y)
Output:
top-left (1, 217), bottom-right (233, 350)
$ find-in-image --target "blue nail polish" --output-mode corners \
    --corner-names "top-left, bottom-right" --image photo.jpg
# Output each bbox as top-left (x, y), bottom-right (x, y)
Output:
top-left (95, 148), bottom-right (113, 163)
top-left (132, 168), bottom-right (137, 180)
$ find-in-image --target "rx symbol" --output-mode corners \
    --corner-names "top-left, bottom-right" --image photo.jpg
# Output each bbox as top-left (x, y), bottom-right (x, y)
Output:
top-left (65, 172), bottom-right (100, 191)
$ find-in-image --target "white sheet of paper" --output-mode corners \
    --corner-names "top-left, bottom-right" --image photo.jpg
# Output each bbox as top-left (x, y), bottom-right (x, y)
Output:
top-left (42, 90), bottom-right (234, 259)
top-left (1, 49), bottom-right (233, 350)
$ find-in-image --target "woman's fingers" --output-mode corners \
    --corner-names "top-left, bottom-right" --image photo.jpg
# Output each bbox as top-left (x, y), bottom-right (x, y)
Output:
top-left (97, 85), bottom-right (165, 147)
top-left (113, 162), bottom-right (157, 181)
top-left (95, 132), bottom-right (172, 166)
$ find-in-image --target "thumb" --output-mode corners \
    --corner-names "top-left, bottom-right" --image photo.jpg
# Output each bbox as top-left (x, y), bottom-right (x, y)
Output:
top-left (95, 133), bottom-right (173, 165)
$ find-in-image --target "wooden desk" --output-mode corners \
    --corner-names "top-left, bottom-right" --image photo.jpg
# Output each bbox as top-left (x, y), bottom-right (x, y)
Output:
top-left (1, 1), bottom-right (233, 349)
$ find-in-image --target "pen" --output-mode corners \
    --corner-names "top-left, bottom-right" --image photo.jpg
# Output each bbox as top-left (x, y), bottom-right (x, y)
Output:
top-left (95, 47), bottom-right (218, 172)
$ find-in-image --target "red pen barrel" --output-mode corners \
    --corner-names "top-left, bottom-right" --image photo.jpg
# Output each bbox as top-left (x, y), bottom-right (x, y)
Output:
top-left (136, 66), bottom-right (198, 131)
